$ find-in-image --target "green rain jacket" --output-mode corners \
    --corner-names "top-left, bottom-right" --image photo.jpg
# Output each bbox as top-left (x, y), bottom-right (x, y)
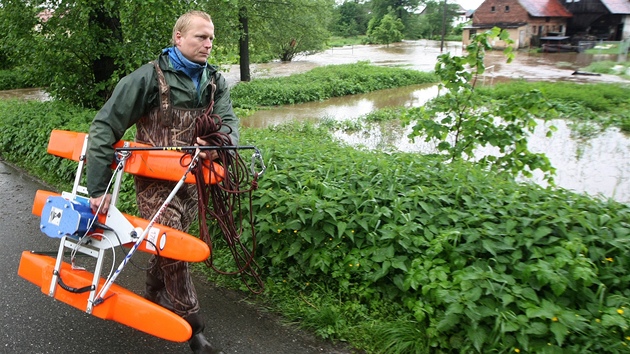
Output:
top-left (86, 52), bottom-right (240, 197)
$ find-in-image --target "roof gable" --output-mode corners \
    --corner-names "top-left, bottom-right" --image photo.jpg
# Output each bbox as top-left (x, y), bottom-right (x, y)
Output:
top-left (517, 0), bottom-right (572, 17)
top-left (599, 0), bottom-right (630, 14)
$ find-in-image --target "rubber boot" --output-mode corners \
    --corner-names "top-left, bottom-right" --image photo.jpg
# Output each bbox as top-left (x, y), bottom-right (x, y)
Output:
top-left (144, 271), bottom-right (175, 311)
top-left (184, 313), bottom-right (224, 354)
top-left (144, 271), bottom-right (163, 303)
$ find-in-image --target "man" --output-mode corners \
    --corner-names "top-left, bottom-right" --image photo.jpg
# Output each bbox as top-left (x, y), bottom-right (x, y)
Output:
top-left (86, 10), bottom-right (238, 354)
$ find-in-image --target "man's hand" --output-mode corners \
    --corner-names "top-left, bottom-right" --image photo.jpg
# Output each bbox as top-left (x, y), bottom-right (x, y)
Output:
top-left (89, 194), bottom-right (112, 215)
top-left (195, 137), bottom-right (219, 161)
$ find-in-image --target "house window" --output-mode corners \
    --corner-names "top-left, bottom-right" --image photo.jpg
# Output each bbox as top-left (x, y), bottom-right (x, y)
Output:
top-left (491, 6), bottom-right (496, 12)
top-left (532, 26), bottom-right (537, 34)
top-left (505, 5), bottom-right (510, 12)
top-left (469, 29), bottom-right (477, 39)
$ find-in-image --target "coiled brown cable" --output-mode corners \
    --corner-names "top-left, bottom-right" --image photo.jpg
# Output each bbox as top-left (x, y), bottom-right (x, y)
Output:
top-left (192, 101), bottom-right (264, 294)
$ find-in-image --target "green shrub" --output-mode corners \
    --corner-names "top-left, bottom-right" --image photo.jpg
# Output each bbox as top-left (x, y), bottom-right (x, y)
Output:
top-left (230, 61), bottom-right (437, 107)
top-left (0, 67), bottom-right (48, 90)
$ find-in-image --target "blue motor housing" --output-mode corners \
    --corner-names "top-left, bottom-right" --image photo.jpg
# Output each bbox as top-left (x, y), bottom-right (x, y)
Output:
top-left (40, 196), bottom-right (94, 238)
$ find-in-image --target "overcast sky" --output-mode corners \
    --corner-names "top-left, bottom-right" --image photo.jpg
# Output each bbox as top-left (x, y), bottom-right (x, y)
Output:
top-left (456, 0), bottom-right (484, 10)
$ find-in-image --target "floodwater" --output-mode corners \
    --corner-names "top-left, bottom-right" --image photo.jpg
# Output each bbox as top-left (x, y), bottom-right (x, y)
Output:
top-left (228, 40), bottom-right (630, 203)
top-left (2, 40), bottom-right (629, 202)
top-left (0, 87), bottom-right (50, 101)
top-left (223, 39), bottom-right (629, 85)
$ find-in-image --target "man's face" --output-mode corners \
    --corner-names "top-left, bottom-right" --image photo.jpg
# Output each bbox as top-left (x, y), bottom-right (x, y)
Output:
top-left (175, 16), bottom-right (214, 64)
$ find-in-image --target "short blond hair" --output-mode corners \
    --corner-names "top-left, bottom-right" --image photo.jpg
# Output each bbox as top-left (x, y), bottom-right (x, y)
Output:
top-left (171, 11), bottom-right (212, 45)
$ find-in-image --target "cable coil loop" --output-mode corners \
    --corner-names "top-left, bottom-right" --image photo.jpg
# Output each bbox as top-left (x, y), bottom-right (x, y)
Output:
top-left (189, 102), bottom-right (264, 294)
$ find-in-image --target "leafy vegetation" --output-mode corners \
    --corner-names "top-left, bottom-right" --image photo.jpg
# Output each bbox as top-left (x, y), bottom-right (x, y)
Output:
top-left (582, 60), bottom-right (630, 79)
top-left (367, 12), bottom-right (404, 45)
top-left (405, 28), bottom-right (557, 184)
top-left (0, 68), bottom-right (45, 91)
top-left (3, 54), bottom-right (630, 352)
top-left (476, 81), bottom-right (630, 134)
top-left (232, 123), bottom-right (630, 353)
top-left (230, 62), bottom-right (437, 107)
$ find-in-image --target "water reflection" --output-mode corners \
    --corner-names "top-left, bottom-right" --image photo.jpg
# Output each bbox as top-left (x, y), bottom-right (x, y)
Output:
top-left (332, 118), bottom-right (630, 203)
top-left (241, 84), bottom-right (440, 128)
top-left (528, 120), bottom-right (630, 202)
top-left (244, 82), bottom-right (629, 204)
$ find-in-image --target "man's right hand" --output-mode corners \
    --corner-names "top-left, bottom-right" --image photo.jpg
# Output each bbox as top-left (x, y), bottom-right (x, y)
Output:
top-left (196, 137), bottom-right (219, 161)
top-left (89, 194), bottom-right (112, 215)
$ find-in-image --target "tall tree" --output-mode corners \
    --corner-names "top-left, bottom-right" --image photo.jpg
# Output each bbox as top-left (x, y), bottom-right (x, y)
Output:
top-left (418, 0), bottom-right (458, 39)
top-left (331, 0), bottom-right (370, 37)
top-left (370, 0), bottom-right (421, 37)
top-left (238, 6), bottom-right (251, 81)
top-left (0, 0), bottom-right (38, 70)
top-left (3, 0), bottom-right (334, 105)
top-left (247, 0), bottom-right (333, 62)
top-left (367, 12), bottom-right (404, 45)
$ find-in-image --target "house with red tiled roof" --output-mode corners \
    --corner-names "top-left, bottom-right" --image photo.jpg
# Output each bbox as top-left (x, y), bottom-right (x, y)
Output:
top-left (562, 0), bottom-right (630, 40)
top-left (462, 0), bottom-right (573, 48)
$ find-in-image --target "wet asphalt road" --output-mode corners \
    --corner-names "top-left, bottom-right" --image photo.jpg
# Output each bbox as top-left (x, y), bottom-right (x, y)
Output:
top-left (0, 160), bottom-right (353, 354)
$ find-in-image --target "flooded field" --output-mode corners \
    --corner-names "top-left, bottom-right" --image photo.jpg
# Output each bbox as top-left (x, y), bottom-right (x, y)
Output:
top-left (223, 39), bottom-right (629, 85)
top-left (2, 40), bottom-right (629, 202)
top-left (234, 41), bottom-right (629, 203)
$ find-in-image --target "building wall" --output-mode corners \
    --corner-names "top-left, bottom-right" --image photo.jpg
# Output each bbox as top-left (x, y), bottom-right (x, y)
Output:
top-left (462, 25), bottom-right (528, 48)
top-left (528, 17), bottom-right (568, 36)
top-left (466, 0), bottom-right (569, 48)
top-left (473, 0), bottom-right (529, 25)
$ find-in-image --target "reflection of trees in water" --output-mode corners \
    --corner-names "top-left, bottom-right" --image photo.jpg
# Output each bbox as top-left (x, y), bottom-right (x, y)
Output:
top-left (334, 117), bottom-right (630, 203)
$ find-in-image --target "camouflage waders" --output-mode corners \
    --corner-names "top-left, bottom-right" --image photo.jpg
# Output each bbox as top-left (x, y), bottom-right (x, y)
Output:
top-left (135, 61), bottom-right (214, 318)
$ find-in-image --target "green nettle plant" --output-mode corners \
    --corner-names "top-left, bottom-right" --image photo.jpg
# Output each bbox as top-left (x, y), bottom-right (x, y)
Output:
top-left (403, 27), bottom-right (557, 183)
top-left (226, 123), bottom-right (630, 353)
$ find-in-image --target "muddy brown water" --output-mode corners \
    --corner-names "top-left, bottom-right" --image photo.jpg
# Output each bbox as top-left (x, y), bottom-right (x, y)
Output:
top-left (2, 40), bottom-right (629, 202)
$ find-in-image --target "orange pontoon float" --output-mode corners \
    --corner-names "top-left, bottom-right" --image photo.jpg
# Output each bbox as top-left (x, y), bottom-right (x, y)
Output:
top-left (17, 129), bottom-right (265, 342)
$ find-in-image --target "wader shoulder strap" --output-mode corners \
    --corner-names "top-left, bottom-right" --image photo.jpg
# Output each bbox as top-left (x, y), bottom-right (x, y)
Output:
top-left (152, 60), bottom-right (173, 127)
top-left (207, 74), bottom-right (217, 113)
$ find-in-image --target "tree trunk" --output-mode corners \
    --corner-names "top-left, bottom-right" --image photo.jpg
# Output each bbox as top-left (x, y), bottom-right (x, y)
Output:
top-left (90, 6), bottom-right (122, 105)
top-left (239, 6), bottom-right (251, 82)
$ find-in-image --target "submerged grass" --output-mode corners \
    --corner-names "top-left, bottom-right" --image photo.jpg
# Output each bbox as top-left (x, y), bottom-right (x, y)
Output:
top-left (583, 60), bottom-right (630, 79)
top-left (475, 81), bottom-right (630, 133)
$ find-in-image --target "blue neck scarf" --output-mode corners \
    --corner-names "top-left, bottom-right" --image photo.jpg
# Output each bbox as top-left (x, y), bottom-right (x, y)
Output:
top-left (163, 46), bottom-right (206, 90)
